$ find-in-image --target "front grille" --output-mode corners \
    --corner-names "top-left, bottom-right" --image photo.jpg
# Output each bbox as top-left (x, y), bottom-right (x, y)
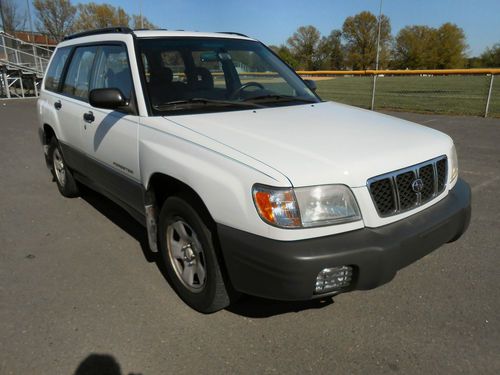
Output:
top-left (368, 156), bottom-right (448, 217)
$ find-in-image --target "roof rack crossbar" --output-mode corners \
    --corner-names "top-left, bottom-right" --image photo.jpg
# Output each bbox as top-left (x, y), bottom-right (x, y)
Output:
top-left (217, 31), bottom-right (249, 38)
top-left (63, 27), bottom-right (133, 41)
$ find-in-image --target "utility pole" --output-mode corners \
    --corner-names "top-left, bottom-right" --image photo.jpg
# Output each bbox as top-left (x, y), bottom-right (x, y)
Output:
top-left (0, 0), bottom-right (6, 33)
top-left (371, 0), bottom-right (383, 111)
top-left (139, 0), bottom-right (144, 28)
top-left (26, 0), bottom-right (35, 42)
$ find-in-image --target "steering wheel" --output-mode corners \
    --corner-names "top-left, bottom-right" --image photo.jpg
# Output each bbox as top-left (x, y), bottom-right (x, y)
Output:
top-left (229, 81), bottom-right (265, 99)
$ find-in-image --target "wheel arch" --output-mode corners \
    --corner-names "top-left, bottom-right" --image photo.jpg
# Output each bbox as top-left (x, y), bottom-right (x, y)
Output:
top-left (42, 123), bottom-right (56, 145)
top-left (145, 172), bottom-right (216, 229)
top-left (145, 172), bottom-right (235, 285)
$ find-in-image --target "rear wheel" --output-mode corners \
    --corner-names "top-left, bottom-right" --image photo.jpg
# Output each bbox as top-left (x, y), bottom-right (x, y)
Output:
top-left (48, 138), bottom-right (79, 197)
top-left (158, 195), bottom-right (231, 313)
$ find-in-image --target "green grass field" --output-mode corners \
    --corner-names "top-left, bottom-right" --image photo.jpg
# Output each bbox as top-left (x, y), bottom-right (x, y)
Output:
top-left (314, 75), bottom-right (500, 117)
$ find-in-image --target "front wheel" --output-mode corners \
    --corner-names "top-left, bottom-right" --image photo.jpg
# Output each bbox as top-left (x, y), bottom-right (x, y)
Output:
top-left (48, 138), bottom-right (79, 198)
top-left (158, 196), bottom-right (231, 313)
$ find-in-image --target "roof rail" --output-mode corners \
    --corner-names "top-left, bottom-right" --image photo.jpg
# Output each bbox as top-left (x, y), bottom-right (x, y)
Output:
top-left (63, 27), bottom-right (133, 41)
top-left (217, 31), bottom-right (249, 38)
top-left (134, 28), bottom-right (168, 31)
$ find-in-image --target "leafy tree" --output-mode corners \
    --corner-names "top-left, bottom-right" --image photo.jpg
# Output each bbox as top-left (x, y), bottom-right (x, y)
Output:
top-left (480, 43), bottom-right (500, 68)
top-left (434, 23), bottom-right (467, 68)
top-left (466, 56), bottom-right (483, 68)
top-left (33, 0), bottom-right (77, 42)
top-left (393, 25), bottom-right (436, 69)
top-left (1, 0), bottom-right (27, 34)
top-left (317, 30), bottom-right (343, 69)
top-left (74, 3), bottom-right (157, 31)
top-left (286, 25), bottom-right (322, 70)
top-left (131, 14), bottom-right (157, 30)
top-left (34, 0), bottom-right (157, 40)
top-left (342, 11), bottom-right (391, 70)
top-left (270, 44), bottom-right (299, 68)
top-left (75, 3), bottom-right (129, 31)
top-left (393, 23), bottom-right (467, 69)
top-left (268, 45), bottom-right (279, 54)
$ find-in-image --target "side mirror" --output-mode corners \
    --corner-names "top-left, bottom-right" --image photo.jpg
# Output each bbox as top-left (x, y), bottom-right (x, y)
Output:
top-left (304, 79), bottom-right (317, 92)
top-left (89, 88), bottom-right (128, 110)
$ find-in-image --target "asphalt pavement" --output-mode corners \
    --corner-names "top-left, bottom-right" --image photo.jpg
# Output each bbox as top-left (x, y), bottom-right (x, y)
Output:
top-left (0, 99), bottom-right (499, 374)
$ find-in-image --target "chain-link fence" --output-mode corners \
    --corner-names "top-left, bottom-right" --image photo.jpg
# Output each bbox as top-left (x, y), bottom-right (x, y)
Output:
top-left (299, 70), bottom-right (500, 118)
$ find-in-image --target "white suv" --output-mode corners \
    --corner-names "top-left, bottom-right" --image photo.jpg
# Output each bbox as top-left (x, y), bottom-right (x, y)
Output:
top-left (38, 27), bottom-right (471, 313)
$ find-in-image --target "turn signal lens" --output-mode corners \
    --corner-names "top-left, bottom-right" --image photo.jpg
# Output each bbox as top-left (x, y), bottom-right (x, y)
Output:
top-left (252, 186), bottom-right (301, 228)
top-left (450, 144), bottom-right (459, 183)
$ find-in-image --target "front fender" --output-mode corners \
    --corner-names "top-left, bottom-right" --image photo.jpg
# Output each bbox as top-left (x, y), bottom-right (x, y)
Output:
top-left (139, 122), bottom-right (289, 237)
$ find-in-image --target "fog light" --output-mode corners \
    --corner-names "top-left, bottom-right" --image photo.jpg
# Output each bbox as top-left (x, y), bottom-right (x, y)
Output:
top-left (315, 266), bottom-right (353, 294)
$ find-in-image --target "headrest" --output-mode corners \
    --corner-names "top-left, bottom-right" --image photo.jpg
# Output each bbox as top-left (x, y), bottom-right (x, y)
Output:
top-left (192, 67), bottom-right (214, 89)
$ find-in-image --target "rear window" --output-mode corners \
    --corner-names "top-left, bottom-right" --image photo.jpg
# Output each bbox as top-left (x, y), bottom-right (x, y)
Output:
top-left (44, 47), bottom-right (71, 92)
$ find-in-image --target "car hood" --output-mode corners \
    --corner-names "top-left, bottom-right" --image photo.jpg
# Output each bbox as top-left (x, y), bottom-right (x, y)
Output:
top-left (164, 101), bottom-right (453, 187)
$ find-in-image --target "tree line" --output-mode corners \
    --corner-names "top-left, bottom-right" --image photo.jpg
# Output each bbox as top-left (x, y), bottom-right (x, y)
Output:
top-left (1, 2), bottom-right (499, 69)
top-left (270, 11), bottom-right (500, 70)
top-left (0, 0), bottom-right (156, 42)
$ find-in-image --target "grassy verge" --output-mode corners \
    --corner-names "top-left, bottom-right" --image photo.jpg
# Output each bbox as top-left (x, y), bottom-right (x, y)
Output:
top-left (314, 75), bottom-right (500, 117)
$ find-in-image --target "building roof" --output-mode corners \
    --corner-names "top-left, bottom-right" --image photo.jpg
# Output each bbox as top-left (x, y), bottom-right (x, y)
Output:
top-left (12, 31), bottom-right (57, 47)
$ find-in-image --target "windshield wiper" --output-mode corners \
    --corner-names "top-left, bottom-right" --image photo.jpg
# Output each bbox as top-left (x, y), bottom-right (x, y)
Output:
top-left (243, 94), bottom-right (317, 104)
top-left (153, 98), bottom-right (263, 111)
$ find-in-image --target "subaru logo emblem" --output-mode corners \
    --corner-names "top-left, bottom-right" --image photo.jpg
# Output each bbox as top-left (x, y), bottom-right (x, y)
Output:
top-left (411, 178), bottom-right (424, 193)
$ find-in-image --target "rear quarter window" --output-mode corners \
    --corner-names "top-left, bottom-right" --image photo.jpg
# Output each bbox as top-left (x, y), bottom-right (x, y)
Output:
top-left (44, 47), bottom-right (71, 92)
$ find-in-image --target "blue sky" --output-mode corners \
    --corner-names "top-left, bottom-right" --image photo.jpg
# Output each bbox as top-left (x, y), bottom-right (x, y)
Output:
top-left (30, 0), bottom-right (500, 56)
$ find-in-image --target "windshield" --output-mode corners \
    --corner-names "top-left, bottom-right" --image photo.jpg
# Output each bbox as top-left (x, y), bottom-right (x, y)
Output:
top-left (137, 37), bottom-right (319, 115)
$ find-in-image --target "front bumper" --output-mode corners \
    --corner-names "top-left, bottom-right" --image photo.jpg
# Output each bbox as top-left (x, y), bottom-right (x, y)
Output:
top-left (217, 178), bottom-right (471, 301)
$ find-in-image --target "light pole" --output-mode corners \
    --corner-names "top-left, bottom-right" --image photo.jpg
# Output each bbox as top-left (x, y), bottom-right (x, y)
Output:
top-left (371, 0), bottom-right (383, 110)
top-left (139, 0), bottom-right (144, 28)
top-left (0, 0), bottom-right (6, 33)
top-left (26, 0), bottom-right (34, 42)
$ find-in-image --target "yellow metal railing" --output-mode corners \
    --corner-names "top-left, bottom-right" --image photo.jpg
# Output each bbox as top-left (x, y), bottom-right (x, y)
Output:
top-left (174, 68), bottom-right (499, 117)
top-left (296, 68), bottom-right (498, 117)
top-left (296, 68), bottom-right (500, 76)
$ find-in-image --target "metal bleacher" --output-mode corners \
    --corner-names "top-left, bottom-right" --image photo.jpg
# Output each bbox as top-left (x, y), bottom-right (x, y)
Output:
top-left (0, 32), bottom-right (53, 98)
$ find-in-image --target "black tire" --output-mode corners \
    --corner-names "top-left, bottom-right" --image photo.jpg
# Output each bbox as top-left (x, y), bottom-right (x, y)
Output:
top-left (158, 195), bottom-right (231, 313)
top-left (48, 137), bottom-right (79, 198)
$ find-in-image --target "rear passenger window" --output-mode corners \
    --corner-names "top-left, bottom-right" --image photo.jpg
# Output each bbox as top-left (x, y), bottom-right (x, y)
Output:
top-left (44, 47), bottom-right (71, 92)
top-left (91, 45), bottom-right (133, 100)
top-left (62, 46), bottom-right (97, 101)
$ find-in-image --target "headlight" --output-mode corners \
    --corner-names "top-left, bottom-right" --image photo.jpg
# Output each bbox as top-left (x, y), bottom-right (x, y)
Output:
top-left (252, 184), bottom-right (361, 228)
top-left (450, 144), bottom-right (459, 183)
top-left (294, 185), bottom-right (361, 227)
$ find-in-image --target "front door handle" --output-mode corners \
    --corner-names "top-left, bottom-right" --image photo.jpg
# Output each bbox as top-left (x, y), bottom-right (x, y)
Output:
top-left (54, 100), bottom-right (62, 110)
top-left (83, 111), bottom-right (95, 123)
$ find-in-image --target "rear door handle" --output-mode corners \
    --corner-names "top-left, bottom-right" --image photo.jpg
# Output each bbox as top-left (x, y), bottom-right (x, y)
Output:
top-left (83, 111), bottom-right (95, 123)
top-left (54, 100), bottom-right (62, 110)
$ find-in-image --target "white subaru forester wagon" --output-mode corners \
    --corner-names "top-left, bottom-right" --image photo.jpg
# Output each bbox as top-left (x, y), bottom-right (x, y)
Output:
top-left (38, 27), bottom-right (471, 313)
